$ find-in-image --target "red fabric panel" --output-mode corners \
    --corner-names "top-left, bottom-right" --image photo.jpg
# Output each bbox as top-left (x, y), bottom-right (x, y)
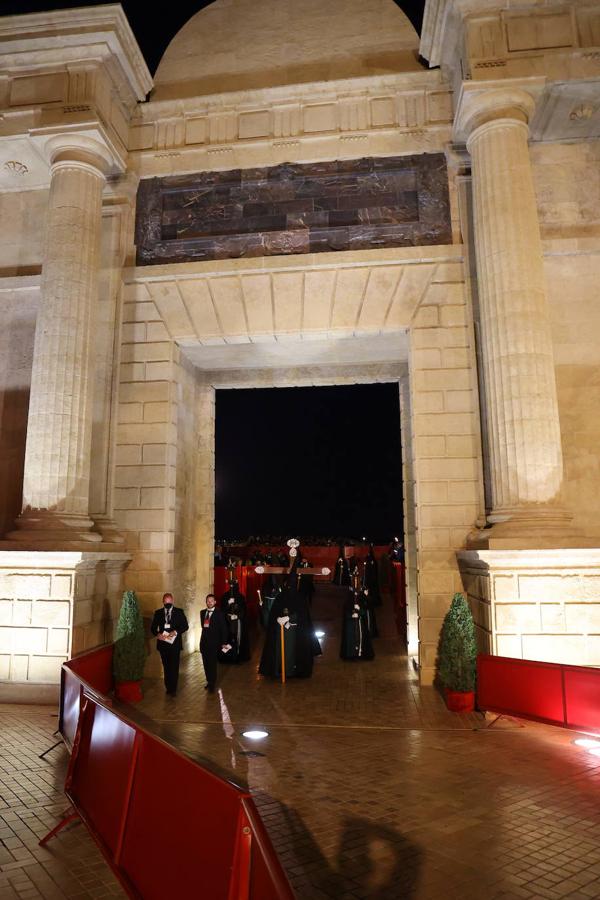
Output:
top-left (68, 645), bottom-right (114, 695)
top-left (564, 666), bottom-right (600, 732)
top-left (119, 733), bottom-right (242, 900)
top-left (68, 702), bottom-right (136, 857)
top-left (477, 655), bottom-right (565, 726)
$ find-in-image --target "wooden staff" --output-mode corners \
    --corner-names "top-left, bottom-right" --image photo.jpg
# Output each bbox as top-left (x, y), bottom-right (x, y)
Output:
top-left (280, 622), bottom-right (286, 684)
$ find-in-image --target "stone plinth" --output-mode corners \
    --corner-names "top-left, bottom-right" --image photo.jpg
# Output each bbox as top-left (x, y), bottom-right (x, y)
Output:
top-left (458, 548), bottom-right (600, 666)
top-left (0, 550), bottom-right (130, 702)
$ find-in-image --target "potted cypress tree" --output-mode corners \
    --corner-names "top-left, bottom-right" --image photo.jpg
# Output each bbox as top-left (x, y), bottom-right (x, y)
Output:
top-left (113, 590), bottom-right (146, 703)
top-left (439, 592), bottom-right (478, 713)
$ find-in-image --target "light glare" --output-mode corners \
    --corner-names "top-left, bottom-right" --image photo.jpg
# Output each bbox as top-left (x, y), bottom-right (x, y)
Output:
top-left (315, 630), bottom-right (325, 638)
top-left (242, 730), bottom-right (269, 740)
top-left (587, 748), bottom-right (600, 758)
top-left (573, 738), bottom-right (600, 749)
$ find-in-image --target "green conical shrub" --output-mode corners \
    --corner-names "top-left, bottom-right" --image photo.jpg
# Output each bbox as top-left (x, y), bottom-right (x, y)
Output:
top-left (439, 592), bottom-right (477, 692)
top-left (113, 590), bottom-right (146, 683)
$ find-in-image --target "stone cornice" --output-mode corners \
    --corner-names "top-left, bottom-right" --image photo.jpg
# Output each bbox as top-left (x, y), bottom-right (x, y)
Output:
top-left (129, 71), bottom-right (454, 166)
top-left (140, 70), bottom-right (448, 120)
top-left (0, 4), bottom-right (152, 103)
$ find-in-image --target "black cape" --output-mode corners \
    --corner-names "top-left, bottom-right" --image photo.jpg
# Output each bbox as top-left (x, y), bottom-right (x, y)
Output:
top-left (260, 577), bottom-right (281, 630)
top-left (259, 583), bottom-right (321, 678)
top-left (332, 556), bottom-right (350, 586)
top-left (218, 588), bottom-right (250, 663)
top-left (364, 554), bottom-right (381, 606)
top-left (340, 590), bottom-right (375, 661)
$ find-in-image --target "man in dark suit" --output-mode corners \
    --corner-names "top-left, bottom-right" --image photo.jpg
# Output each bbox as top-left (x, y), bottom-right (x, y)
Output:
top-left (200, 593), bottom-right (230, 693)
top-left (150, 592), bottom-right (189, 696)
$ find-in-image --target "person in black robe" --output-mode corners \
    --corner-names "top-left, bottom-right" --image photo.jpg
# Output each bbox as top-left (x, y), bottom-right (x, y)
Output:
top-left (332, 547), bottom-right (350, 586)
top-left (340, 586), bottom-right (374, 661)
top-left (259, 566), bottom-right (321, 679)
top-left (259, 575), bottom-right (280, 630)
top-left (365, 545), bottom-right (382, 606)
top-left (297, 557), bottom-right (315, 606)
top-left (218, 580), bottom-right (250, 663)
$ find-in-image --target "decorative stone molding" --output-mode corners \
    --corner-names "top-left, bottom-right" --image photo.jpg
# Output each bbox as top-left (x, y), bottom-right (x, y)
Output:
top-left (3, 160), bottom-right (28, 177)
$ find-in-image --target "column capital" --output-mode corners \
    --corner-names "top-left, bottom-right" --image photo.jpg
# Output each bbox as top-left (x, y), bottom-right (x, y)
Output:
top-left (453, 81), bottom-right (544, 145)
top-left (29, 125), bottom-right (126, 180)
top-left (44, 134), bottom-right (113, 179)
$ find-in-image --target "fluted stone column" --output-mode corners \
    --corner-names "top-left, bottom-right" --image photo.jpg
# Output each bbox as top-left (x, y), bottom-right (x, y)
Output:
top-left (465, 88), bottom-right (569, 540)
top-left (11, 138), bottom-right (111, 545)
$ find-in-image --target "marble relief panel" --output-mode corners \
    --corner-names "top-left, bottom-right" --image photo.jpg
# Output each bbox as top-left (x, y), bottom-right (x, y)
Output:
top-left (135, 154), bottom-right (451, 264)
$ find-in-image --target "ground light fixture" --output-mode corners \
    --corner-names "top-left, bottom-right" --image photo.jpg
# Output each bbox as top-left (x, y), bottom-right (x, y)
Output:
top-left (315, 630), bottom-right (325, 638)
top-left (242, 730), bottom-right (269, 740)
top-left (573, 738), bottom-right (600, 749)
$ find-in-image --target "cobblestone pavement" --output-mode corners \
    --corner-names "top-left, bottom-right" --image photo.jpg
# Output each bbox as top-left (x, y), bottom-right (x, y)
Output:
top-left (3, 585), bottom-right (600, 899)
top-left (0, 704), bottom-right (124, 898)
top-left (137, 586), bottom-right (600, 900)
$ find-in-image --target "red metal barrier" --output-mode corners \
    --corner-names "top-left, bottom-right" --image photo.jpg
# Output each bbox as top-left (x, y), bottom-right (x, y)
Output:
top-left (52, 646), bottom-right (295, 899)
top-left (477, 654), bottom-right (600, 733)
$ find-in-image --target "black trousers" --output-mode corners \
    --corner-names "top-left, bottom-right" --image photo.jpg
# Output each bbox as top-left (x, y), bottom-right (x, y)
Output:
top-left (158, 644), bottom-right (181, 693)
top-left (201, 649), bottom-right (217, 689)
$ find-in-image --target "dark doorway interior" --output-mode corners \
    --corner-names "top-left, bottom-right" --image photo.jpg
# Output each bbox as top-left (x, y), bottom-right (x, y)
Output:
top-left (215, 382), bottom-right (403, 543)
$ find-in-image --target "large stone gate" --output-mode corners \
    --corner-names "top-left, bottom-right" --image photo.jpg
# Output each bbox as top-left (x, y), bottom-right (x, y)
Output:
top-left (0, 0), bottom-right (599, 696)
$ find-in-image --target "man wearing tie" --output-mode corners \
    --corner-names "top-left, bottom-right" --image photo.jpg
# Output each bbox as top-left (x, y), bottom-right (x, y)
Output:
top-left (200, 593), bottom-right (230, 693)
top-left (150, 592), bottom-right (189, 696)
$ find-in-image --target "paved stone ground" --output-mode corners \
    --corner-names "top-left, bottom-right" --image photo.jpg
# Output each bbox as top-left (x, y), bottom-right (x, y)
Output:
top-left (2, 584), bottom-right (600, 898)
top-left (0, 705), bottom-right (123, 898)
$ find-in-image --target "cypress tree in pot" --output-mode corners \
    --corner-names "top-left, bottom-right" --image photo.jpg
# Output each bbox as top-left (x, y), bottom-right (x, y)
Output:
top-left (439, 592), bottom-right (478, 712)
top-left (113, 590), bottom-right (146, 703)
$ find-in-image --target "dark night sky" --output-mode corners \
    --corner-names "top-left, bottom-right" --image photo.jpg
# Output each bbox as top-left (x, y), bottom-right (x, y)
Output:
top-left (215, 384), bottom-right (403, 542)
top-left (5, 0), bottom-right (419, 540)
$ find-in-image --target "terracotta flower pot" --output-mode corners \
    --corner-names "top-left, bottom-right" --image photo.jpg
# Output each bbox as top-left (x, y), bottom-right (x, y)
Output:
top-left (444, 687), bottom-right (475, 713)
top-left (115, 680), bottom-right (143, 703)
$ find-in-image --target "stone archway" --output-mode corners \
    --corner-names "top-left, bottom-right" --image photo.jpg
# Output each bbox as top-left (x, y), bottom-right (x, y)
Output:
top-left (120, 242), bottom-right (485, 684)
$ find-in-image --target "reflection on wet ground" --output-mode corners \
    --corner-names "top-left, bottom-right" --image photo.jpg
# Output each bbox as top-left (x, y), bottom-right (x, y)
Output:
top-left (135, 585), bottom-right (600, 899)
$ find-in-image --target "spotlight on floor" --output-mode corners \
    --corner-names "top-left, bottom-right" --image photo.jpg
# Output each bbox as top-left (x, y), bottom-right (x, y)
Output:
top-left (587, 748), bottom-right (600, 758)
top-left (242, 730), bottom-right (269, 740)
top-left (573, 738), bottom-right (600, 749)
top-left (315, 630), bottom-right (325, 638)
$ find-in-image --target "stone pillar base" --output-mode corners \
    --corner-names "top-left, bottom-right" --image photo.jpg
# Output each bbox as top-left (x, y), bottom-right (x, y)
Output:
top-left (457, 548), bottom-right (600, 666)
top-left (8, 511), bottom-right (102, 546)
top-left (0, 550), bottom-right (130, 697)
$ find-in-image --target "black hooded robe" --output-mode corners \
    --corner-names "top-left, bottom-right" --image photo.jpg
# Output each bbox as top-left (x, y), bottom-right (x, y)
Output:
top-left (218, 588), bottom-right (250, 663)
top-left (259, 583), bottom-right (322, 678)
top-left (340, 590), bottom-right (375, 661)
top-left (365, 553), bottom-right (382, 606)
top-left (332, 554), bottom-right (350, 587)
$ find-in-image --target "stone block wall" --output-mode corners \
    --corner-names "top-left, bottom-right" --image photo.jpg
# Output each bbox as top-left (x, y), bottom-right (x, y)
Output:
top-left (115, 283), bottom-right (178, 622)
top-left (0, 551), bottom-right (129, 696)
top-left (408, 261), bottom-right (486, 683)
top-left (530, 141), bottom-right (600, 543)
top-left (458, 549), bottom-right (600, 666)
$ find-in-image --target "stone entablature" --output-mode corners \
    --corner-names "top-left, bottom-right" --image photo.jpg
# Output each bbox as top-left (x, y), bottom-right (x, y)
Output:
top-left (134, 154), bottom-right (452, 264)
top-left (0, 5), bottom-right (151, 193)
top-left (129, 72), bottom-right (454, 177)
